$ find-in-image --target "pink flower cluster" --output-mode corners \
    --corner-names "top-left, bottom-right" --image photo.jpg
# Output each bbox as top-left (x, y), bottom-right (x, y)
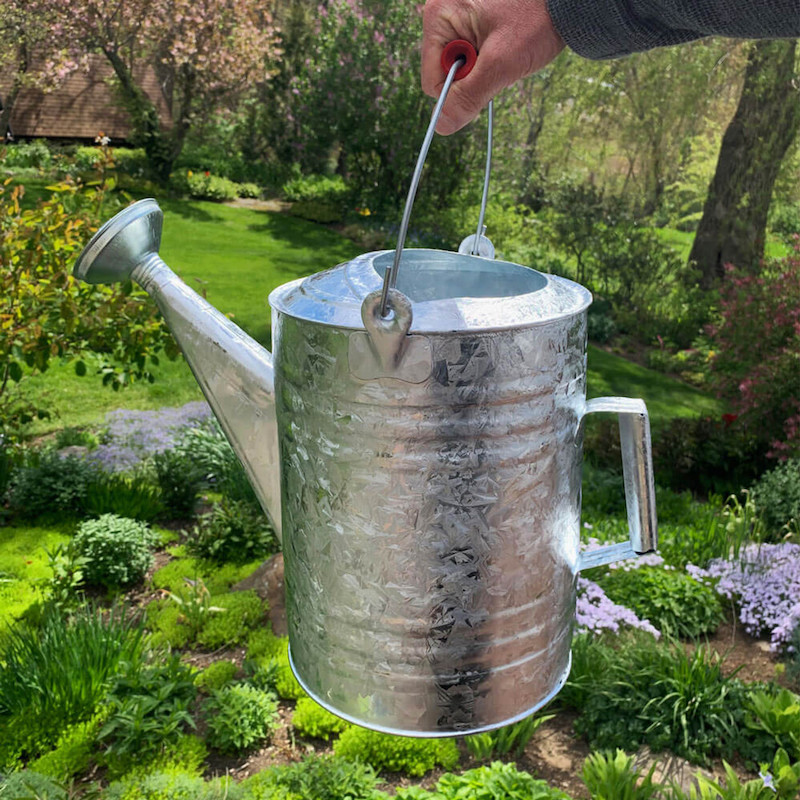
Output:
top-left (687, 542), bottom-right (800, 651)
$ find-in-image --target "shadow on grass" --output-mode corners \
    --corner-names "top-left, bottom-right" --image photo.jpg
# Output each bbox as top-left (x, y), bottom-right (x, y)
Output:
top-left (247, 212), bottom-right (357, 256)
top-left (158, 197), bottom-right (218, 223)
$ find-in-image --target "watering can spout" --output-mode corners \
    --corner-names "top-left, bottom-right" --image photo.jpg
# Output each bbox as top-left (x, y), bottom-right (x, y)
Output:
top-left (73, 199), bottom-right (282, 538)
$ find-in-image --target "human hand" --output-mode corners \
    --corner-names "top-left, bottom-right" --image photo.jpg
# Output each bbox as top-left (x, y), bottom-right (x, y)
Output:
top-left (421, 0), bottom-right (565, 134)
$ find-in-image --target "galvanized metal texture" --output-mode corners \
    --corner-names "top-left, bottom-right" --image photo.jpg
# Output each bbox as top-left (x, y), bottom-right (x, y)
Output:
top-left (277, 308), bottom-right (588, 735)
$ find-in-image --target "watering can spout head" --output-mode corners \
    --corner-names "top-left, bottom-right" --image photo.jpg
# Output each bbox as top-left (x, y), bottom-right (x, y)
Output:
top-left (73, 199), bottom-right (283, 537)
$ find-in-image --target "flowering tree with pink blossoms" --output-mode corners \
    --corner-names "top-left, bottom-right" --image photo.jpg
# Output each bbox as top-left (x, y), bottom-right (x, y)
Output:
top-left (32, 0), bottom-right (280, 180)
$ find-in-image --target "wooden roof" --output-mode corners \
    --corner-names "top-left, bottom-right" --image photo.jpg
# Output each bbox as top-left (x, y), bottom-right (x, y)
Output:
top-left (1, 54), bottom-right (172, 142)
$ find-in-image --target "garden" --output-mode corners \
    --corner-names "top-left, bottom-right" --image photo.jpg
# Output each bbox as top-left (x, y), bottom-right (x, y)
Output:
top-left (2, 0), bottom-right (800, 797)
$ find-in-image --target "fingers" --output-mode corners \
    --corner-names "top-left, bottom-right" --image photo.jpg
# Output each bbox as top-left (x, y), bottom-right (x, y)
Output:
top-left (421, 0), bottom-right (565, 134)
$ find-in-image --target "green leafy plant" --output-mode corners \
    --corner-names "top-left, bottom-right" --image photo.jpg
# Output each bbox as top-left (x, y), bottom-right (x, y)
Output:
top-left (581, 749), bottom-right (660, 800)
top-left (745, 689), bottom-right (800, 760)
top-left (85, 472), bottom-right (165, 521)
top-left (690, 749), bottom-right (800, 799)
top-left (292, 697), bottom-right (350, 740)
top-left (73, 513), bottom-right (158, 588)
top-left (597, 566), bottom-right (723, 638)
top-left (203, 684), bottom-right (279, 753)
top-left (98, 653), bottom-right (198, 776)
top-left (196, 590), bottom-right (265, 649)
top-left (0, 771), bottom-right (68, 800)
top-left (0, 605), bottom-right (145, 760)
top-left (0, 180), bottom-right (175, 439)
top-left (188, 499), bottom-right (277, 564)
top-left (563, 632), bottom-right (750, 765)
top-left (152, 448), bottom-right (204, 519)
top-left (420, 761), bottom-right (572, 800)
top-left (465, 712), bottom-right (554, 760)
top-left (751, 459), bottom-right (800, 537)
top-left (103, 770), bottom-right (238, 800)
top-left (165, 578), bottom-right (227, 640)
top-left (196, 660), bottom-right (238, 694)
top-left (241, 754), bottom-right (379, 800)
top-left (5, 450), bottom-right (98, 521)
top-left (40, 543), bottom-right (87, 616)
top-left (333, 727), bottom-right (459, 777)
top-left (28, 712), bottom-right (107, 783)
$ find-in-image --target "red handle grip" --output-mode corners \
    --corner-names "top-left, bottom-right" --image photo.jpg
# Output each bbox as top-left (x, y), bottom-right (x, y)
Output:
top-left (441, 39), bottom-right (477, 81)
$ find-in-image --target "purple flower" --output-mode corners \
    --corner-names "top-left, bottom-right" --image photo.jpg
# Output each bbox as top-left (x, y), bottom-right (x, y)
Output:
top-left (689, 542), bottom-right (800, 651)
top-left (575, 577), bottom-right (660, 638)
top-left (86, 401), bottom-right (213, 473)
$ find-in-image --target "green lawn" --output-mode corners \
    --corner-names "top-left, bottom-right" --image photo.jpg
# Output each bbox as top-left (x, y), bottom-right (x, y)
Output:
top-left (654, 226), bottom-right (789, 261)
top-left (587, 345), bottom-right (723, 424)
top-left (26, 198), bottom-right (719, 434)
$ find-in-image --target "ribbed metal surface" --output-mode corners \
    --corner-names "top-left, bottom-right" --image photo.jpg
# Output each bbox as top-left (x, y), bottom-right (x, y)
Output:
top-left (276, 311), bottom-right (587, 735)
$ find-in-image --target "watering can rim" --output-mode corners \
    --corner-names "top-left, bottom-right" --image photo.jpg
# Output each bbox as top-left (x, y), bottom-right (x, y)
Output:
top-left (269, 248), bottom-right (593, 335)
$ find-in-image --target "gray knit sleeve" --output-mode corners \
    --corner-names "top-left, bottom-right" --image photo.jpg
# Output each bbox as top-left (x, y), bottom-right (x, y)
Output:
top-left (547, 0), bottom-right (800, 59)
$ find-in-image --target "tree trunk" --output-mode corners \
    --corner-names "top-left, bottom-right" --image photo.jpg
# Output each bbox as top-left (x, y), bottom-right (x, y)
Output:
top-left (103, 47), bottom-right (174, 183)
top-left (689, 40), bottom-right (800, 288)
top-left (0, 45), bottom-right (29, 140)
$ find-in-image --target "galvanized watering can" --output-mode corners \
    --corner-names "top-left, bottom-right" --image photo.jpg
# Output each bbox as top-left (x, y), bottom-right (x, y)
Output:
top-left (73, 47), bottom-right (657, 737)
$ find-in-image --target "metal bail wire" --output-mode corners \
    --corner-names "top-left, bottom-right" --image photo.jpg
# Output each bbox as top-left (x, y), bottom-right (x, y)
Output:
top-left (378, 58), bottom-right (461, 317)
top-left (378, 61), bottom-right (494, 316)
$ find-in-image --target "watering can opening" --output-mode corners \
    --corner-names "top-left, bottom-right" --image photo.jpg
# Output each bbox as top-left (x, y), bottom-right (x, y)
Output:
top-left (372, 249), bottom-right (547, 303)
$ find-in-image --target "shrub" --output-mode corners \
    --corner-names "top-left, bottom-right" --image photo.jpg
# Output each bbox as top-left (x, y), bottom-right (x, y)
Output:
top-left (5, 450), bottom-right (97, 520)
top-left (282, 173), bottom-right (348, 203)
top-left (2, 139), bottom-right (54, 169)
top-left (173, 421), bottom-right (259, 506)
top-left (334, 727), bottom-right (459, 777)
top-left (597, 565), bottom-right (723, 638)
top-left (0, 605), bottom-right (145, 760)
top-left (196, 660), bottom-right (238, 694)
top-left (153, 448), bottom-right (205, 519)
top-left (246, 628), bottom-right (285, 661)
top-left (241, 754), bottom-right (379, 800)
top-left (237, 182), bottom-right (261, 199)
top-left (708, 244), bottom-right (800, 458)
top-left (73, 514), bottom-right (158, 588)
top-left (85, 473), bottom-right (165, 521)
top-left (652, 415), bottom-right (766, 496)
top-left (188, 500), bottom-right (277, 564)
top-left (0, 771), bottom-right (67, 800)
top-left (292, 697), bottom-right (349, 740)
top-left (175, 170), bottom-right (241, 201)
top-left (418, 761), bottom-right (571, 800)
top-left (98, 654), bottom-right (198, 776)
top-left (203, 684), bottom-right (279, 753)
top-left (751, 458), bottom-right (800, 536)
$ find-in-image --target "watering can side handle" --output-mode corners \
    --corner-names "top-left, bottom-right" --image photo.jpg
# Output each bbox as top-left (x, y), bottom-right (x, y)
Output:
top-left (577, 397), bottom-right (658, 571)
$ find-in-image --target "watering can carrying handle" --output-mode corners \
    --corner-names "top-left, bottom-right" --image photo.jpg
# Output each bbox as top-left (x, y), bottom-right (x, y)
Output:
top-left (379, 40), bottom-right (492, 317)
top-left (577, 397), bottom-right (658, 571)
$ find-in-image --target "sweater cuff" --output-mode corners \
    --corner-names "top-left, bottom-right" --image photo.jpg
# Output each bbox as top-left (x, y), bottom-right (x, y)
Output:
top-left (546, 0), bottom-right (700, 59)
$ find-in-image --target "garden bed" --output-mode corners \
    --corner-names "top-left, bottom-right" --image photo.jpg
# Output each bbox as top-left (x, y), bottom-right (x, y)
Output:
top-left (1, 402), bottom-right (799, 800)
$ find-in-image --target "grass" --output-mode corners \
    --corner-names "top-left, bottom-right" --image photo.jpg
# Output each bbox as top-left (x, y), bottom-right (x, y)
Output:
top-left (655, 226), bottom-right (789, 261)
top-left (587, 345), bottom-right (723, 424)
top-left (22, 196), bottom-right (718, 434)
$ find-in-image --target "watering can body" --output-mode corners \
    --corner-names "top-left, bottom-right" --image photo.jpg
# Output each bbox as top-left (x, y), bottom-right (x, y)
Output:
top-left (74, 199), bottom-right (657, 736)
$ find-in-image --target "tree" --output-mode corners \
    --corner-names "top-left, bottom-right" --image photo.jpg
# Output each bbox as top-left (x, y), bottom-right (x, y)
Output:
top-left (690, 39), bottom-right (800, 287)
top-left (35, 0), bottom-right (280, 181)
top-left (0, 170), bottom-right (177, 438)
